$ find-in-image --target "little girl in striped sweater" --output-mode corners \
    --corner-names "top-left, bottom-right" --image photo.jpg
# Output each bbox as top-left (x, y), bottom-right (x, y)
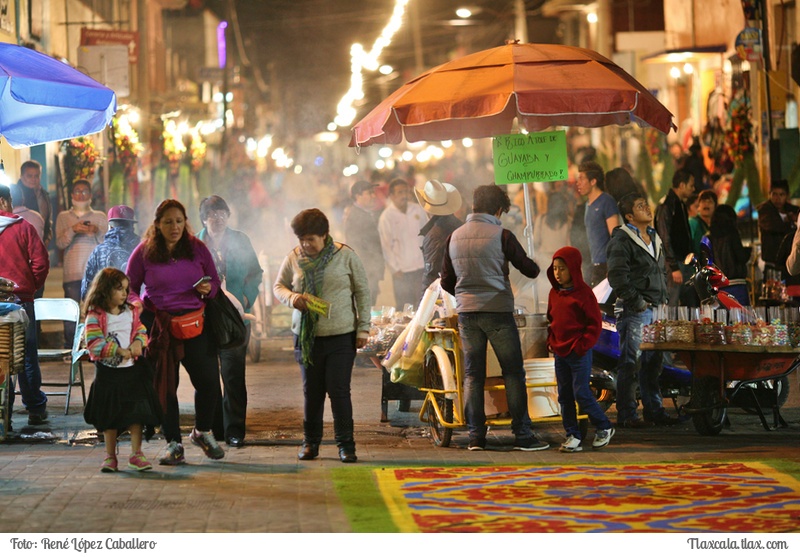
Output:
top-left (83, 267), bottom-right (162, 473)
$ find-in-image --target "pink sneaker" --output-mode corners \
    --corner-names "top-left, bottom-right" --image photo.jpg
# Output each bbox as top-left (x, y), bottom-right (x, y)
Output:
top-left (101, 455), bottom-right (118, 473)
top-left (128, 451), bottom-right (153, 471)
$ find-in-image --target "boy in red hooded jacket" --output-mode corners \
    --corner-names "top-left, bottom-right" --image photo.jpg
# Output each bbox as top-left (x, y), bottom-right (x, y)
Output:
top-left (546, 246), bottom-right (614, 452)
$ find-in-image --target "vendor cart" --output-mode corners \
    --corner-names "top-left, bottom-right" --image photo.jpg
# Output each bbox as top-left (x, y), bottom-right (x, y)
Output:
top-left (0, 319), bottom-right (26, 442)
top-left (641, 342), bottom-right (800, 435)
top-left (418, 319), bottom-right (585, 447)
top-left (364, 354), bottom-right (426, 423)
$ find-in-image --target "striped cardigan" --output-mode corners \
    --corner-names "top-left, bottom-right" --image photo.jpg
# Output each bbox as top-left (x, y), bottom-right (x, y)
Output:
top-left (84, 305), bottom-right (148, 362)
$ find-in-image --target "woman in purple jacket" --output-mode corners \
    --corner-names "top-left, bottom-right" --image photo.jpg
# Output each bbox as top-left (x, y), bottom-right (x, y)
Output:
top-left (127, 199), bottom-right (224, 465)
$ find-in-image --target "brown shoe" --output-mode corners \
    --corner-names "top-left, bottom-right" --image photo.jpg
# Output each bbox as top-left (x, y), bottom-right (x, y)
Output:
top-left (616, 418), bottom-right (653, 429)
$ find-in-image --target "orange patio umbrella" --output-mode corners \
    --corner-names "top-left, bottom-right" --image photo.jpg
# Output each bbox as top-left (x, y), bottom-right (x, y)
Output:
top-left (349, 42), bottom-right (676, 149)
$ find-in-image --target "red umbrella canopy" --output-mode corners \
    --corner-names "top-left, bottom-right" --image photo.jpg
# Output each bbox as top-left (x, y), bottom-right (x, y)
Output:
top-left (350, 42), bottom-right (676, 148)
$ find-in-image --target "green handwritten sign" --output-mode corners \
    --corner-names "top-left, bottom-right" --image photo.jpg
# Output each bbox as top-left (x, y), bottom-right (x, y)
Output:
top-left (492, 131), bottom-right (568, 184)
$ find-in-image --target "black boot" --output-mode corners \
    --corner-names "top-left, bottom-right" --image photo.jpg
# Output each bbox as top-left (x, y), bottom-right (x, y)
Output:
top-left (298, 420), bottom-right (322, 461)
top-left (298, 443), bottom-right (319, 460)
top-left (334, 418), bottom-right (357, 463)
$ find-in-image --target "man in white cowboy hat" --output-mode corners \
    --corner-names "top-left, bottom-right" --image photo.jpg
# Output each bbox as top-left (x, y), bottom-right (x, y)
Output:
top-left (377, 177), bottom-right (428, 309)
top-left (416, 179), bottom-right (464, 297)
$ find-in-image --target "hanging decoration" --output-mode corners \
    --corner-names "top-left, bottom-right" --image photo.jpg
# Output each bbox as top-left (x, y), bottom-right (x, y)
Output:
top-left (61, 136), bottom-right (100, 185)
top-left (113, 115), bottom-right (143, 179)
top-left (189, 129), bottom-right (207, 171)
top-left (725, 89), bottom-right (761, 207)
top-left (109, 115), bottom-right (143, 207)
top-left (162, 119), bottom-right (187, 175)
top-left (725, 90), bottom-right (754, 166)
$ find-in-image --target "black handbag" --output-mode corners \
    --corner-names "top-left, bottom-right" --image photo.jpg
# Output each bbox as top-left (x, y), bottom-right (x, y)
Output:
top-left (206, 289), bottom-right (248, 349)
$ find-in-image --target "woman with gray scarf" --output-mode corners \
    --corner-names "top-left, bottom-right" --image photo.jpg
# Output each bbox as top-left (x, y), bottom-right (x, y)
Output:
top-left (273, 209), bottom-right (370, 463)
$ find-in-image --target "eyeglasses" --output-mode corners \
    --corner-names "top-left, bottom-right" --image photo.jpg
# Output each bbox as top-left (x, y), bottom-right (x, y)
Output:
top-left (72, 189), bottom-right (91, 197)
top-left (206, 211), bottom-right (229, 221)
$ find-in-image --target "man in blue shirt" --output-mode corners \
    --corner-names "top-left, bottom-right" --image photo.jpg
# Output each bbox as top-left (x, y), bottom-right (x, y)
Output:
top-left (577, 161), bottom-right (619, 287)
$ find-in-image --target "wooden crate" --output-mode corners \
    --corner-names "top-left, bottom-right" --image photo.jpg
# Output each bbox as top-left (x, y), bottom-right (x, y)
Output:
top-left (0, 322), bottom-right (25, 377)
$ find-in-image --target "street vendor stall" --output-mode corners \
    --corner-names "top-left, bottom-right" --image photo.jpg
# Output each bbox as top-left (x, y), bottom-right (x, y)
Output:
top-left (639, 305), bottom-right (799, 435)
top-left (0, 304), bottom-right (27, 442)
top-left (641, 342), bottom-right (799, 435)
top-left (350, 41), bottom-right (677, 446)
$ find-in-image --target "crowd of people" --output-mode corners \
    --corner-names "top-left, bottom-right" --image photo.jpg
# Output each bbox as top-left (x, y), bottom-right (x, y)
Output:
top-left (0, 144), bottom-right (795, 468)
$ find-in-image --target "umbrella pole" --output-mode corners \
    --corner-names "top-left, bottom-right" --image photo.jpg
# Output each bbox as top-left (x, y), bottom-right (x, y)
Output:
top-left (522, 182), bottom-right (539, 312)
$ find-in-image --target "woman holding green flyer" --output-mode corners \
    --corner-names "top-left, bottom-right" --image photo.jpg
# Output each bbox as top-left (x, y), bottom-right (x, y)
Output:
top-left (273, 208), bottom-right (371, 463)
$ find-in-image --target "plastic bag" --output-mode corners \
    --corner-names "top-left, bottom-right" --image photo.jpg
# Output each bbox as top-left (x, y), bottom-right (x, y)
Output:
top-left (388, 333), bottom-right (429, 388)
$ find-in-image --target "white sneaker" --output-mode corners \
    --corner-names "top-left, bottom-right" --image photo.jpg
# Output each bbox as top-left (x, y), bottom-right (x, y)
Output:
top-left (592, 428), bottom-right (615, 449)
top-left (559, 435), bottom-right (582, 453)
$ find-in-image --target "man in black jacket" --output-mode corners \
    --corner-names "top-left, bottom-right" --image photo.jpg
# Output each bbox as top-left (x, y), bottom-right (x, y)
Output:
top-left (655, 169), bottom-right (695, 305)
top-left (758, 180), bottom-right (799, 276)
top-left (607, 193), bottom-right (678, 428)
top-left (415, 179), bottom-right (464, 297)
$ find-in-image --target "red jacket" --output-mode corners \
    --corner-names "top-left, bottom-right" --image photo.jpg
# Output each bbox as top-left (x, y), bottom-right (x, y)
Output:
top-left (546, 246), bottom-right (601, 357)
top-left (0, 210), bottom-right (49, 302)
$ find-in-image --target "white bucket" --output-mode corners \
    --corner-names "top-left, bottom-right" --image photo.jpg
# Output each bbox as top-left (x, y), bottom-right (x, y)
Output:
top-left (524, 358), bottom-right (560, 418)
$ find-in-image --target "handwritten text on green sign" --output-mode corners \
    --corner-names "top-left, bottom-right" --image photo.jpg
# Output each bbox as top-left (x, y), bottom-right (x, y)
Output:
top-left (492, 131), bottom-right (568, 184)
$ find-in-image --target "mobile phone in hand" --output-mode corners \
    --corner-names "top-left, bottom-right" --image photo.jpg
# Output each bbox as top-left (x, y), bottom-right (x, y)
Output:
top-left (193, 276), bottom-right (212, 288)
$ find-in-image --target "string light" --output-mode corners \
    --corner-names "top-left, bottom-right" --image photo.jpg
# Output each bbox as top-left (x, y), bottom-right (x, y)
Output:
top-left (333, 0), bottom-right (410, 128)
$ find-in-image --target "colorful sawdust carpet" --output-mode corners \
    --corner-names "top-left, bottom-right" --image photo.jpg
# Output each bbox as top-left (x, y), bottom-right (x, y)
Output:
top-left (372, 462), bottom-right (800, 532)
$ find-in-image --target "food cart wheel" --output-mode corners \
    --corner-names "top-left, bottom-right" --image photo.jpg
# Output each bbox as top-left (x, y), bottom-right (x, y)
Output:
top-left (730, 377), bottom-right (790, 414)
top-left (0, 373), bottom-right (9, 442)
top-left (424, 350), bottom-right (453, 447)
top-left (691, 376), bottom-right (727, 436)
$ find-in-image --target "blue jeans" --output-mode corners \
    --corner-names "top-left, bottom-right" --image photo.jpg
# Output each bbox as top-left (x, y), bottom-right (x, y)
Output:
top-left (10, 301), bottom-right (47, 415)
top-left (458, 312), bottom-right (534, 442)
top-left (555, 351), bottom-right (612, 439)
top-left (615, 303), bottom-right (666, 423)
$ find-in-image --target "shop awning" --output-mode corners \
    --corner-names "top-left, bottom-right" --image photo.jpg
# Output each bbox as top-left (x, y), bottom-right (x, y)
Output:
top-left (642, 45), bottom-right (729, 64)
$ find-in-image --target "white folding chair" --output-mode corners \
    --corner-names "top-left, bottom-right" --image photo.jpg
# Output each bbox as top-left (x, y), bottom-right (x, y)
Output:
top-left (34, 298), bottom-right (89, 414)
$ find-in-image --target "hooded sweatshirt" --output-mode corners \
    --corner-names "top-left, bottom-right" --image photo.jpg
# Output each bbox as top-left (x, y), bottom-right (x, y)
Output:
top-left (0, 209), bottom-right (50, 301)
top-left (546, 246), bottom-right (601, 358)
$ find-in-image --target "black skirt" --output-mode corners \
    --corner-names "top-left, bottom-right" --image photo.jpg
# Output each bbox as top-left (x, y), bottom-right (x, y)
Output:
top-left (83, 359), bottom-right (163, 436)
